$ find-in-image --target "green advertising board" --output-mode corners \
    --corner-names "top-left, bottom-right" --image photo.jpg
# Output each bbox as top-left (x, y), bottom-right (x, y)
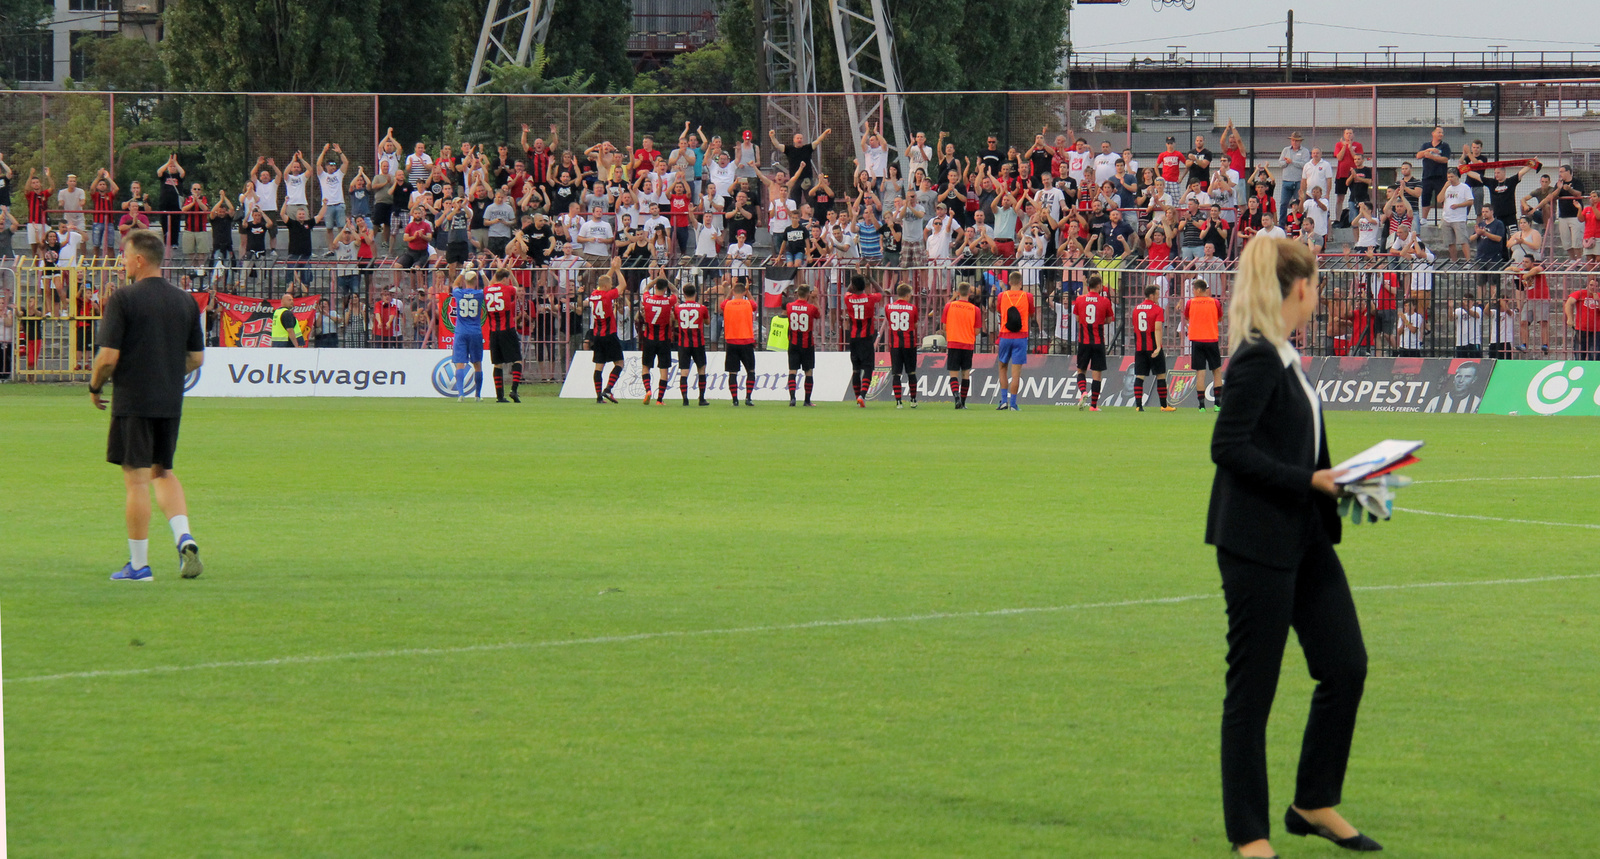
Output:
top-left (1479, 360), bottom-right (1600, 416)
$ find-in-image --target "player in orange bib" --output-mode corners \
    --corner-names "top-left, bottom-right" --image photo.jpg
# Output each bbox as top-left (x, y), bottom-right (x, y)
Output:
top-left (993, 272), bottom-right (1036, 410)
top-left (1184, 278), bottom-right (1224, 410)
top-left (941, 282), bottom-right (983, 409)
top-left (720, 278), bottom-right (758, 406)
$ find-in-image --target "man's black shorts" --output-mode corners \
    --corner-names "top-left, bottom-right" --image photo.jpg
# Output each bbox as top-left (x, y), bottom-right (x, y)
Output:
top-left (640, 337), bottom-right (673, 369)
top-left (489, 329), bottom-right (521, 364)
top-left (890, 346), bottom-right (917, 376)
top-left (725, 343), bottom-right (756, 373)
top-left (487, 236), bottom-right (510, 257)
top-left (1076, 342), bottom-right (1107, 372)
top-left (107, 415), bottom-right (181, 470)
top-left (446, 242), bottom-right (470, 264)
top-left (678, 345), bottom-right (707, 370)
top-left (396, 247), bottom-right (428, 269)
top-left (1191, 340), bottom-right (1222, 371)
top-left (591, 332), bottom-right (624, 364)
top-left (787, 344), bottom-right (815, 372)
top-left (946, 347), bottom-right (973, 373)
top-left (1134, 349), bottom-right (1167, 377)
top-left (848, 336), bottom-right (874, 371)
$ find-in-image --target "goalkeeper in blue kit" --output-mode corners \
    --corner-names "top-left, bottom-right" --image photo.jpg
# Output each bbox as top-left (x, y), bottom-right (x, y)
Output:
top-left (450, 271), bottom-right (486, 401)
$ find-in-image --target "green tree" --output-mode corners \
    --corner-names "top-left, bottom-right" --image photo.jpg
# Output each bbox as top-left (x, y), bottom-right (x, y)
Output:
top-left (79, 35), bottom-right (166, 91)
top-left (450, 45), bottom-right (624, 149)
top-left (543, 0), bottom-right (632, 92)
top-left (630, 40), bottom-right (759, 147)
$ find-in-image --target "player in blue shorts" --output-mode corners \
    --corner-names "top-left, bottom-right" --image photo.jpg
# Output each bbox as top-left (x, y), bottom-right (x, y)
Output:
top-left (450, 270), bottom-right (486, 401)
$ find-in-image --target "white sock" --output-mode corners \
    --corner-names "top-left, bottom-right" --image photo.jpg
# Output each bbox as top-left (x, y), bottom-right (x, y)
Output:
top-left (129, 539), bottom-right (149, 569)
top-left (169, 515), bottom-right (191, 546)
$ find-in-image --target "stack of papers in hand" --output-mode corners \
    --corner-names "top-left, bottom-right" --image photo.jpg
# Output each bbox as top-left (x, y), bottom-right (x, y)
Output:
top-left (1331, 440), bottom-right (1424, 523)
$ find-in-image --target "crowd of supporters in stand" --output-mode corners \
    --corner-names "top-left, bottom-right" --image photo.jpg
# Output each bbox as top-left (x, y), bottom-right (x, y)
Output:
top-left (2, 116), bottom-right (1599, 374)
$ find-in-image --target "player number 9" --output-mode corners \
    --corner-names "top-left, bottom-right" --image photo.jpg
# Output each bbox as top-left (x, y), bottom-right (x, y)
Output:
top-left (1084, 304), bottom-right (1096, 324)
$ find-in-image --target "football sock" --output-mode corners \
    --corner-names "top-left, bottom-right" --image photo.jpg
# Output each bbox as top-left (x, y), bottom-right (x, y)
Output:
top-left (1199, 392), bottom-right (1207, 409)
top-left (457, 368), bottom-right (467, 397)
top-left (493, 367), bottom-right (505, 399)
top-left (1090, 379), bottom-right (1102, 408)
top-left (745, 375), bottom-right (756, 399)
top-left (697, 374), bottom-right (707, 398)
top-left (1134, 379), bottom-right (1145, 407)
top-left (849, 370), bottom-right (861, 398)
top-left (473, 368), bottom-right (483, 398)
top-left (1156, 379), bottom-right (1169, 407)
top-left (892, 377), bottom-right (903, 403)
top-left (656, 375), bottom-right (669, 401)
top-left (787, 372), bottom-right (797, 400)
top-left (129, 538), bottom-right (148, 569)
top-left (168, 515), bottom-right (190, 546)
top-left (605, 366), bottom-right (621, 392)
top-left (510, 362), bottom-right (522, 393)
top-left (908, 373), bottom-right (918, 401)
top-left (1213, 386), bottom-right (1223, 405)
top-left (680, 375), bottom-right (689, 401)
top-left (803, 374), bottom-right (813, 403)
top-left (959, 378), bottom-right (971, 403)
top-left (731, 373), bottom-right (741, 401)
top-left (1076, 372), bottom-right (1087, 397)
top-left (593, 369), bottom-right (603, 397)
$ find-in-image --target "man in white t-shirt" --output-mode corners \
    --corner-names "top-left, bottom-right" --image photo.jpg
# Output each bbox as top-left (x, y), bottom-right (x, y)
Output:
top-left (862, 123), bottom-right (890, 184)
top-left (726, 232), bottom-right (755, 282)
top-left (1092, 142), bottom-right (1119, 187)
top-left (281, 151), bottom-right (310, 220)
top-left (1438, 169), bottom-right (1475, 259)
top-left (1301, 148), bottom-right (1334, 204)
top-left (1256, 212), bottom-right (1288, 240)
top-left (576, 213), bottom-right (615, 286)
top-left (1303, 185), bottom-right (1331, 250)
top-left (705, 149), bottom-right (737, 204)
top-left (905, 132), bottom-right (933, 181)
top-left (56, 174), bottom-right (87, 230)
top-left (1066, 139), bottom-right (1091, 187)
top-left (316, 142), bottom-right (350, 235)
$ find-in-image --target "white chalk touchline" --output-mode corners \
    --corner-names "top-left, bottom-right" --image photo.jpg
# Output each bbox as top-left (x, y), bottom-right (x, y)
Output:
top-left (1395, 508), bottom-right (1600, 530)
top-left (9, 573), bottom-right (1600, 685)
top-left (1413, 475), bottom-right (1600, 485)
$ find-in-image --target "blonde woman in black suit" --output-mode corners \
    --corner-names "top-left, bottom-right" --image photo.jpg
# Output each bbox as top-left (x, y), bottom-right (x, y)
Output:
top-left (1206, 237), bottom-right (1383, 858)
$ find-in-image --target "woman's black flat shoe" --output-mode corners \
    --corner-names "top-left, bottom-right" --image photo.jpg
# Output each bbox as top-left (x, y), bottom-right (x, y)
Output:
top-left (1285, 806), bottom-right (1384, 851)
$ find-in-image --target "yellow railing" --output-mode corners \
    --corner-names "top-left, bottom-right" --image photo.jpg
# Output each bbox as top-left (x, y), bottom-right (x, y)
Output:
top-left (11, 261), bottom-right (127, 381)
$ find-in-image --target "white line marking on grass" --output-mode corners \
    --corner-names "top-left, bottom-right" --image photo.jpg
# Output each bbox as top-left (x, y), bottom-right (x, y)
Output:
top-left (1413, 475), bottom-right (1600, 485)
top-left (1394, 507), bottom-right (1600, 530)
top-left (9, 574), bottom-right (1600, 685)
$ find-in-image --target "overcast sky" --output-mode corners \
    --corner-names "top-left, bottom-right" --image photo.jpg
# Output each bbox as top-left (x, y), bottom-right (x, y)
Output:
top-left (1070, 0), bottom-right (1600, 55)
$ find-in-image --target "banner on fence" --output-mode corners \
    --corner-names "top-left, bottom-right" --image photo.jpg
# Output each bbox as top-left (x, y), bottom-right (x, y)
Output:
top-left (213, 293), bottom-right (317, 348)
top-left (1477, 360), bottom-right (1600, 416)
top-left (435, 292), bottom-right (493, 351)
top-left (856, 352), bottom-right (1495, 412)
top-left (560, 350), bottom-right (855, 401)
top-left (186, 348), bottom-right (473, 398)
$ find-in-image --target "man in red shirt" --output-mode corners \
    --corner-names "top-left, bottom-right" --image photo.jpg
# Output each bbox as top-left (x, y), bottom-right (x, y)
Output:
top-left (843, 274), bottom-right (883, 407)
top-left (483, 268), bottom-right (521, 402)
top-left (587, 265), bottom-right (625, 403)
top-left (23, 167), bottom-right (53, 259)
top-left (785, 284), bottom-right (823, 406)
top-left (1156, 137), bottom-right (1185, 204)
top-left (1333, 128), bottom-right (1364, 225)
top-left (1565, 274), bottom-right (1600, 360)
top-left (675, 283), bottom-right (710, 406)
top-left (720, 278), bottom-right (758, 405)
top-left (394, 207), bottom-right (433, 294)
top-left (519, 123), bottom-right (558, 186)
top-left (1072, 275), bottom-right (1114, 411)
top-left (1516, 256), bottom-right (1552, 354)
top-left (637, 276), bottom-right (678, 404)
top-left (631, 135), bottom-right (660, 179)
top-left (372, 288), bottom-right (402, 348)
top-left (1131, 285), bottom-right (1175, 411)
top-left (941, 283), bottom-right (983, 409)
top-left (885, 283), bottom-right (920, 408)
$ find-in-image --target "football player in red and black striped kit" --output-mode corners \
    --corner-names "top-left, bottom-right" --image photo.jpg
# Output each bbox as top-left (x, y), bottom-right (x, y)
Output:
top-left (1131, 284), bottom-right (1176, 412)
top-left (784, 284), bottom-right (823, 406)
top-left (675, 283), bottom-right (710, 406)
top-left (23, 167), bottom-right (52, 259)
top-left (587, 262), bottom-right (626, 403)
top-left (483, 268), bottom-right (522, 402)
top-left (1072, 275), bottom-right (1115, 411)
top-left (885, 283), bottom-right (920, 408)
top-left (843, 274), bottom-right (883, 407)
top-left (638, 277), bottom-right (678, 404)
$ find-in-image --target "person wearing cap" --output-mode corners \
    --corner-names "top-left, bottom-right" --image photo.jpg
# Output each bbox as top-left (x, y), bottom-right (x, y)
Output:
top-left (1278, 132), bottom-right (1309, 218)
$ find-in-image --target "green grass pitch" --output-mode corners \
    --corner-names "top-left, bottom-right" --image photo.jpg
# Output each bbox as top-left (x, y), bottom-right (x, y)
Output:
top-left (2, 384), bottom-right (1597, 858)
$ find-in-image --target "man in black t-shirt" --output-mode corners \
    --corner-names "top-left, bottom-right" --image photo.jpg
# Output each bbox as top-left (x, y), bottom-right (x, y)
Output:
top-left (90, 230), bottom-right (205, 582)
top-left (1488, 163), bottom-right (1535, 225)
top-left (768, 127), bottom-right (833, 203)
top-left (978, 135), bottom-right (1004, 177)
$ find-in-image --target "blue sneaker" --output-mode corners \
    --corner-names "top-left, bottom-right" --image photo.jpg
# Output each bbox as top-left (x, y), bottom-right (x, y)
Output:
top-left (111, 563), bottom-right (154, 582)
top-left (178, 536), bottom-right (203, 579)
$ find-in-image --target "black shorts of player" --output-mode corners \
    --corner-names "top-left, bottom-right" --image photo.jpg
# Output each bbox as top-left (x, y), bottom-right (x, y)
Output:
top-left (446, 241), bottom-right (470, 264)
top-left (678, 344), bottom-right (707, 370)
top-left (591, 332), bottom-right (624, 365)
top-left (848, 336), bottom-right (874, 371)
top-left (396, 247), bottom-right (428, 269)
top-left (890, 346), bottom-right (917, 377)
top-left (640, 337), bottom-right (674, 369)
top-left (787, 344), bottom-right (815, 372)
top-left (1192, 340), bottom-right (1222, 371)
top-left (725, 343), bottom-right (756, 373)
top-left (946, 347), bottom-right (974, 373)
top-left (1076, 342), bottom-right (1107, 372)
top-left (489, 329), bottom-right (522, 364)
top-left (107, 415), bottom-right (181, 470)
top-left (1134, 349), bottom-right (1167, 377)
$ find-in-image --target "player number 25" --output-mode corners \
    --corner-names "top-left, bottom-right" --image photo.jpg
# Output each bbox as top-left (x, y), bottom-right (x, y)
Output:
top-left (484, 292), bottom-right (504, 313)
